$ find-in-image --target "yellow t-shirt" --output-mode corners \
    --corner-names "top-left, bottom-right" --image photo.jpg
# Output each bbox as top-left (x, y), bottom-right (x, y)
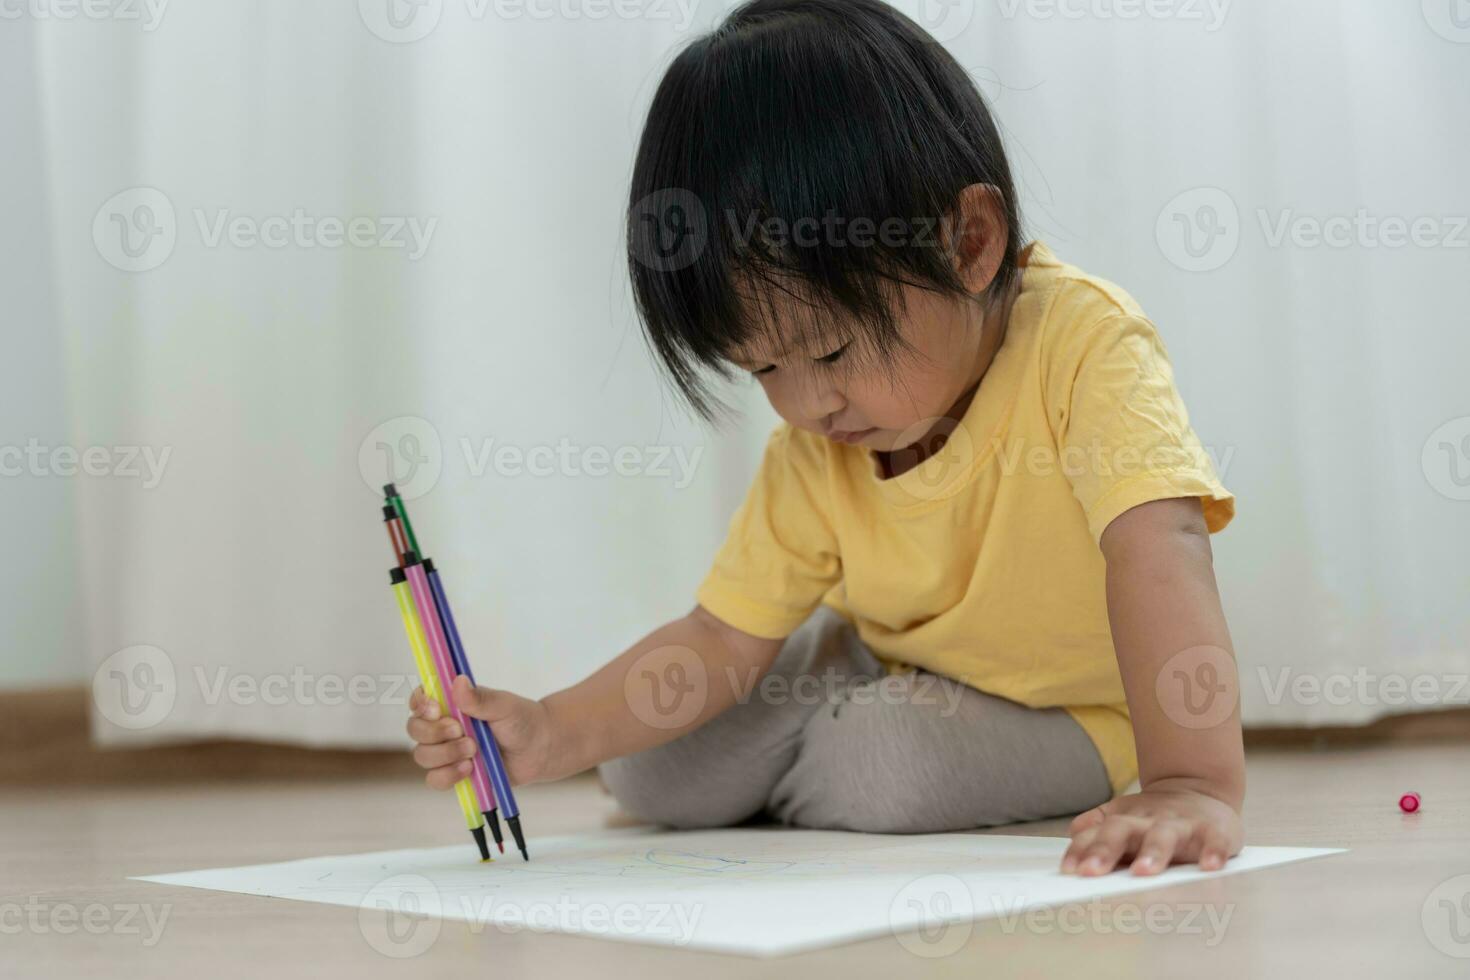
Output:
top-left (695, 242), bottom-right (1235, 794)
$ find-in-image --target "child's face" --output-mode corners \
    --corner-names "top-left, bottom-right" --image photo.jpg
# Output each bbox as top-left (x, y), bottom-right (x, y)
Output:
top-left (729, 283), bottom-right (993, 453)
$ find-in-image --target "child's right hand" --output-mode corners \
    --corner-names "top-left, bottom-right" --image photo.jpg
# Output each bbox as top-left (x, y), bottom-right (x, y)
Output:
top-left (406, 676), bottom-right (556, 789)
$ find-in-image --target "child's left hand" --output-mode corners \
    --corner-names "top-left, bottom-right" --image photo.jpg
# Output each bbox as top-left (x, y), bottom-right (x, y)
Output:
top-left (1060, 784), bottom-right (1243, 877)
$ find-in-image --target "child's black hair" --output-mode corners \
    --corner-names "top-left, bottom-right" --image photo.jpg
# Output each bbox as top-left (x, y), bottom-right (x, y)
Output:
top-left (626, 0), bottom-right (1023, 421)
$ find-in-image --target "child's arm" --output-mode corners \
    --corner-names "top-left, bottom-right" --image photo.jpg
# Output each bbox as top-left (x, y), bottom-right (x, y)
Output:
top-left (406, 606), bottom-right (784, 789)
top-left (1061, 495), bottom-right (1246, 877)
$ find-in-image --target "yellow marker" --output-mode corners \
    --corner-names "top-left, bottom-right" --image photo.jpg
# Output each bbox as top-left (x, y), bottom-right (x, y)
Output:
top-left (391, 567), bottom-right (491, 861)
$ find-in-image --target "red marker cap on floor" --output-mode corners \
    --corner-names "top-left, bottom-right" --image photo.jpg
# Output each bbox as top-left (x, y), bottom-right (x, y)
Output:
top-left (1398, 792), bottom-right (1421, 813)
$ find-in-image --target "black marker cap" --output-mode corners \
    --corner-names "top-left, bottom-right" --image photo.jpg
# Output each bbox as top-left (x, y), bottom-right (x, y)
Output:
top-left (423, 558), bottom-right (436, 573)
top-left (507, 815), bottom-right (528, 862)
top-left (484, 811), bottom-right (504, 852)
top-left (383, 483), bottom-right (398, 498)
top-left (382, 504), bottom-right (396, 521)
top-left (402, 550), bottom-right (421, 566)
top-left (471, 825), bottom-right (491, 862)
top-left (389, 567), bottom-right (406, 585)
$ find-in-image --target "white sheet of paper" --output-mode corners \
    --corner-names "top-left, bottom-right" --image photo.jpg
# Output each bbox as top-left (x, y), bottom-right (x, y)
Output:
top-left (135, 827), bottom-right (1342, 957)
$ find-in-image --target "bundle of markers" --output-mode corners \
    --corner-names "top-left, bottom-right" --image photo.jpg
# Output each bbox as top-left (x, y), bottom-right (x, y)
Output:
top-left (381, 484), bottom-right (528, 863)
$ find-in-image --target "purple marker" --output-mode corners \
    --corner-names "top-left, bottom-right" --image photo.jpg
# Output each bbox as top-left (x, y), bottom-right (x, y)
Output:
top-left (426, 558), bottom-right (526, 861)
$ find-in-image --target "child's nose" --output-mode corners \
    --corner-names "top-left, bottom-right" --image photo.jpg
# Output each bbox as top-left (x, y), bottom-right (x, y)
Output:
top-left (798, 376), bottom-right (845, 422)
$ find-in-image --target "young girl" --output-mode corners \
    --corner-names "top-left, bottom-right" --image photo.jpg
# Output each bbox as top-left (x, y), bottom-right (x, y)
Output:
top-left (407, 0), bottom-right (1245, 878)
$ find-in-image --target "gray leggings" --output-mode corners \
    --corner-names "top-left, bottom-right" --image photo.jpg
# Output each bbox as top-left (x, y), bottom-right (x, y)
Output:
top-left (599, 607), bottom-right (1113, 834)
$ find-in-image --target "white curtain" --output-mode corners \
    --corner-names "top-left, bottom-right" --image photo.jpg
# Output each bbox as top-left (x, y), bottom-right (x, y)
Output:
top-left (26, 0), bottom-right (1468, 746)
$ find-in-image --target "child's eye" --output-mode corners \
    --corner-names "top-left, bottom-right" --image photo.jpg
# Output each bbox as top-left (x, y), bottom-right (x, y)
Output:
top-left (816, 342), bottom-right (850, 365)
top-left (751, 365), bottom-right (776, 376)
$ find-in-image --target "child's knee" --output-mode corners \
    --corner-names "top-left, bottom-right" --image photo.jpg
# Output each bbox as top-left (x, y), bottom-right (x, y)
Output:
top-left (768, 675), bottom-right (1113, 833)
top-left (767, 689), bottom-right (973, 833)
top-left (767, 744), bottom-right (966, 834)
top-left (598, 754), bottom-right (758, 830)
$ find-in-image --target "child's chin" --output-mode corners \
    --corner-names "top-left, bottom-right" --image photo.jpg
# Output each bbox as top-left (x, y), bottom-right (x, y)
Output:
top-left (856, 430), bottom-right (900, 451)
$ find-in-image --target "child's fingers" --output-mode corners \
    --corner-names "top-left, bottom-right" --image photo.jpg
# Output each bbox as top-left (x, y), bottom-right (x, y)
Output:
top-left (1068, 804), bottom-right (1108, 835)
top-left (1128, 821), bottom-right (1185, 876)
top-left (405, 713), bottom-right (461, 745)
top-left (424, 759), bottom-right (475, 791)
top-left (1076, 815), bottom-right (1147, 876)
top-left (412, 736), bottom-right (476, 772)
top-left (1060, 825), bottom-right (1099, 873)
top-left (450, 674), bottom-right (515, 723)
top-left (1197, 827), bottom-right (1234, 870)
top-left (408, 687), bottom-right (442, 722)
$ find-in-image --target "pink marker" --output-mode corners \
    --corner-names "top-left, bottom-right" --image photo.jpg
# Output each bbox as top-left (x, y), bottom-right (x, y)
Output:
top-left (404, 551), bottom-right (498, 820)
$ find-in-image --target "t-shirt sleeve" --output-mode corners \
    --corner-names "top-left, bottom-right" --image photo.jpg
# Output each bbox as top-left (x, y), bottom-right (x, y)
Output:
top-left (1050, 312), bottom-right (1235, 544)
top-left (695, 424), bottom-right (843, 639)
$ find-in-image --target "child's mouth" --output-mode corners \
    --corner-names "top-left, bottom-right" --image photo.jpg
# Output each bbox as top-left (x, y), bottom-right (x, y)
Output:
top-left (828, 427), bottom-right (876, 445)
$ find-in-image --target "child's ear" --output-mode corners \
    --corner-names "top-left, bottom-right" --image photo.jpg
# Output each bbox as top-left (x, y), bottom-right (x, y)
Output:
top-left (944, 183), bottom-right (1007, 295)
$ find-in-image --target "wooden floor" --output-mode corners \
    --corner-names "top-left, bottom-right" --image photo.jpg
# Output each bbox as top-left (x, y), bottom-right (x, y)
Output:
top-left (6, 741), bottom-right (1468, 978)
